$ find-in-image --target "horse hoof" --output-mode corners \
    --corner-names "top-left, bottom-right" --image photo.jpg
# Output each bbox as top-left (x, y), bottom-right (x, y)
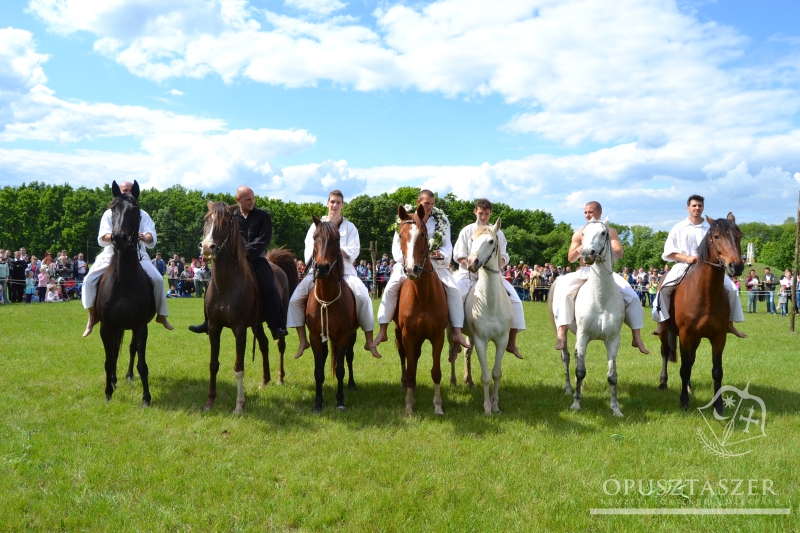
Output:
top-left (314, 406), bottom-right (323, 413)
top-left (681, 403), bottom-right (690, 411)
top-left (276, 379), bottom-right (284, 386)
top-left (348, 382), bottom-right (357, 391)
top-left (233, 408), bottom-right (244, 415)
top-left (406, 407), bottom-right (414, 415)
top-left (612, 410), bottom-right (623, 418)
top-left (658, 383), bottom-right (667, 391)
top-left (565, 387), bottom-right (573, 395)
top-left (337, 405), bottom-right (347, 411)
top-left (450, 377), bottom-right (457, 387)
top-left (492, 408), bottom-right (500, 414)
top-left (434, 407), bottom-right (444, 416)
top-left (126, 375), bottom-right (133, 383)
top-left (105, 394), bottom-right (112, 403)
top-left (142, 400), bottom-right (151, 408)
top-left (484, 408), bottom-right (492, 415)
top-left (570, 402), bottom-right (581, 411)
top-left (203, 402), bottom-right (214, 411)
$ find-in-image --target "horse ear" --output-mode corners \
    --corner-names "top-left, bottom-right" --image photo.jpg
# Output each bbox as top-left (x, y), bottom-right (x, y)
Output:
top-left (336, 217), bottom-right (343, 228)
top-left (131, 180), bottom-right (140, 199)
top-left (111, 181), bottom-right (121, 198)
top-left (416, 204), bottom-right (425, 219)
top-left (727, 212), bottom-right (736, 223)
top-left (227, 204), bottom-right (237, 214)
top-left (706, 215), bottom-right (714, 225)
top-left (603, 217), bottom-right (610, 226)
top-left (312, 215), bottom-right (321, 227)
top-left (493, 217), bottom-right (501, 232)
top-left (398, 205), bottom-right (409, 221)
top-left (207, 200), bottom-right (215, 211)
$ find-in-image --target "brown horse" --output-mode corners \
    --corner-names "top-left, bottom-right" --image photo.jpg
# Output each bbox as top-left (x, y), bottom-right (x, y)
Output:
top-left (96, 181), bottom-right (156, 405)
top-left (200, 201), bottom-right (297, 413)
top-left (306, 215), bottom-right (359, 412)
top-left (657, 213), bottom-right (744, 413)
top-left (394, 205), bottom-right (449, 415)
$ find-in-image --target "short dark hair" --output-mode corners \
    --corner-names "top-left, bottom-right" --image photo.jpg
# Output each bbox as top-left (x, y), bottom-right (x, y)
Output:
top-left (585, 201), bottom-right (602, 212)
top-left (418, 189), bottom-right (435, 200)
top-left (687, 194), bottom-right (704, 206)
top-left (475, 198), bottom-right (492, 211)
top-left (328, 190), bottom-right (344, 202)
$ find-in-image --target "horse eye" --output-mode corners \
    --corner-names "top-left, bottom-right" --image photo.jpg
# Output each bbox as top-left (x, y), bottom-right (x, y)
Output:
top-left (601, 231), bottom-right (606, 235)
top-left (714, 235), bottom-right (719, 239)
top-left (489, 240), bottom-right (494, 244)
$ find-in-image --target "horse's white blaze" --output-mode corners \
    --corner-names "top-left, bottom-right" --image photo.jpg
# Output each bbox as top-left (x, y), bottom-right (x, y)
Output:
top-left (201, 212), bottom-right (216, 254)
top-left (406, 225), bottom-right (420, 271)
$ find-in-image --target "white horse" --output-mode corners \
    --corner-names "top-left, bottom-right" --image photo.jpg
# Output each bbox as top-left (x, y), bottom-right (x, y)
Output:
top-left (459, 218), bottom-right (514, 414)
top-left (550, 218), bottom-right (625, 417)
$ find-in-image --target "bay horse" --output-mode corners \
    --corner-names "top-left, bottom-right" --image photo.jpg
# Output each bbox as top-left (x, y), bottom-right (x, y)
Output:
top-left (460, 218), bottom-right (513, 414)
top-left (549, 218), bottom-right (625, 417)
top-left (395, 205), bottom-right (449, 415)
top-left (96, 180), bottom-right (156, 406)
top-left (306, 215), bottom-right (358, 412)
top-left (200, 201), bottom-right (297, 413)
top-left (657, 214), bottom-right (744, 413)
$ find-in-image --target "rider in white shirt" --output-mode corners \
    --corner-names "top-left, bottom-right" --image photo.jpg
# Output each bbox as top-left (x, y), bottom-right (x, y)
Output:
top-left (452, 198), bottom-right (524, 359)
top-left (369, 189), bottom-right (470, 351)
top-left (652, 194), bottom-right (746, 337)
top-left (288, 190), bottom-right (382, 360)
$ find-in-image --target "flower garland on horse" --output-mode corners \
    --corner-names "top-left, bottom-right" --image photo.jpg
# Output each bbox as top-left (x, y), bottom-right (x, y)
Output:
top-left (390, 204), bottom-right (449, 251)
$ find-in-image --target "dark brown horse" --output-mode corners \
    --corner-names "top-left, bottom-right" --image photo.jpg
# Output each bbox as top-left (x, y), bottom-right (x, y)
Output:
top-left (306, 216), bottom-right (358, 412)
top-left (96, 180), bottom-right (156, 406)
top-left (657, 213), bottom-right (744, 413)
top-left (200, 201), bottom-right (297, 413)
top-left (394, 205), bottom-right (449, 415)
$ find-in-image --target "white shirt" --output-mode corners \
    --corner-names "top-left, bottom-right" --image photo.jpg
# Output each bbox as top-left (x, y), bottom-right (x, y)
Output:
top-left (453, 221), bottom-right (510, 269)
top-left (303, 216), bottom-right (360, 275)
top-left (391, 212), bottom-right (453, 270)
top-left (662, 217), bottom-right (710, 262)
top-left (97, 208), bottom-right (157, 259)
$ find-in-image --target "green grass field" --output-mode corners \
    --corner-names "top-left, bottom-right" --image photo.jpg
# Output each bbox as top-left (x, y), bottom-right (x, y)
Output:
top-left (1, 295), bottom-right (798, 532)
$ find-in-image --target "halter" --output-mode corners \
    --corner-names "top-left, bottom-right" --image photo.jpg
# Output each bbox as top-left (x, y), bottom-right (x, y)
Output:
top-left (473, 232), bottom-right (500, 274)
top-left (400, 219), bottom-right (433, 276)
top-left (583, 220), bottom-right (613, 275)
top-left (701, 226), bottom-right (727, 270)
top-left (311, 237), bottom-right (343, 343)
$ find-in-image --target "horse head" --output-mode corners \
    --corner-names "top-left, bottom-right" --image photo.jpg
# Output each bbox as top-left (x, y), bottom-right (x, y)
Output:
top-left (397, 204), bottom-right (428, 280)
top-left (109, 180), bottom-right (141, 252)
top-left (704, 213), bottom-right (744, 277)
top-left (201, 201), bottom-right (237, 259)
top-left (468, 218), bottom-right (501, 273)
top-left (312, 215), bottom-right (342, 280)
top-left (581, 217), bottom-right (612, 266)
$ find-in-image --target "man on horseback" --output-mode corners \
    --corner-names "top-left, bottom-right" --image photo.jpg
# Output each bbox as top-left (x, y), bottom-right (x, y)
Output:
top-left (369, 189), bottom-right (470, 350)
top-left (652, 195), bottom-right (746, 338)
top-left (189, 186), bottom-right (288, 340)
top-left (453, 198), bottom-right (525, 359)
top-left (288, 190), bottom-right (383, 359)
top-left (82, 181), bottom-right (173, 337)
top-left (552, 201), bottom-right (650, 354)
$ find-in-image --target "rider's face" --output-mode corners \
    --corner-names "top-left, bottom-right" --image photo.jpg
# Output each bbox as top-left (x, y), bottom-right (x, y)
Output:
top-left (475, 207), bottom-right (492, 225)
top-left (584, 205), bottom-right (601, 222)
top-left (687, 200), bottom-right (704, 219)
top-left (236, 190), bottom-right (256, 215)
top-left (327, 195), bottom-right (343, 217)
top-left (418, 194), bottom-right (435, 218)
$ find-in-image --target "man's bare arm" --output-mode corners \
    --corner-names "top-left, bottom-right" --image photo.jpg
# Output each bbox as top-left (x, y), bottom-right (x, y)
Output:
top-left (567, 229), bottom-right (583, 263)
top-left (665, 252), bottom-right (698, 264)
top-left (609, 227), bottom-right (624, 259)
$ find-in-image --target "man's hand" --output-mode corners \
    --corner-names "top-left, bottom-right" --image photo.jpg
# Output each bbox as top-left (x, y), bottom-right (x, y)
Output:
top-left (139, 232), bottom-right (154, 244)
top-left (685, 255), bottom-right (698, 265)
top-left (431, 250), bottom-right (443, 260)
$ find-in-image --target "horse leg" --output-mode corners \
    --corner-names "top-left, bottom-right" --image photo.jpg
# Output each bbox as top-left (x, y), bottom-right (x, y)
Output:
top-left (606, 336), bottom-right (623, 417)
top-left (277, 336), bottom-right (286, 385)
top-left (571, 335), bottom-right (588, 411)
top-left (100, 326), bottom-right (120, 402)
top-left (464, 344), bottom-right (475, 388)
top-left (403, 338), bottom-right (419, 415)
top-left (431, 335), bottom-right (444, 416)
top-left (313, 342), bottom-right (328, 412)
top-left (205, 328), bottom-right (222, 411)
top-left (678, 337), bottom-right (699, 411)
top-left (126, 336), bottom-right (136, 382)
top-left (134, 326), bottom-right (151, 407)
top-left (395, 326), bottom-right (406, 389)
top-left (448, 339), bottom-right (457, 387)
top-left (255, 323), bottom-right (270, 389)
top-left (710, 333), bottom-right (727, 415)
top-left (335, 338), bottom-right (352, 410)
top-left (491, 334), bottom-right (509, 414)
top-left (473, 337), bottom-right (492, 414)
top-left (562, 345), bottom-right (572, 395)
top-left (346, 336), bottom-right (356, 391)
top-left (233, 327), bottom-right (247, 415)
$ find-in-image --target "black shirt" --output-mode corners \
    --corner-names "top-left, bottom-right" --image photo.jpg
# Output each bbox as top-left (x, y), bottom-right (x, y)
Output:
top-left (234, 206), bottom-right (273, 261)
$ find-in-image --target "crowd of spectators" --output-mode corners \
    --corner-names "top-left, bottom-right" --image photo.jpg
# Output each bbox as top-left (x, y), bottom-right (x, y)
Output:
top-left (0, 248), bottom-right (83, 304)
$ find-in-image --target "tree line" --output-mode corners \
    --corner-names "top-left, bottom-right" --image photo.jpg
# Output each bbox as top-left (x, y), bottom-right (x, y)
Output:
top-left (0, 182), bottom-right (795, 272)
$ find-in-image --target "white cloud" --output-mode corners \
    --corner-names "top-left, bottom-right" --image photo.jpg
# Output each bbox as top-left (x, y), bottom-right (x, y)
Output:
top-left (284, 0), bottom-right (346, 16)
top-left (169, 88), bottom-right (184, 96)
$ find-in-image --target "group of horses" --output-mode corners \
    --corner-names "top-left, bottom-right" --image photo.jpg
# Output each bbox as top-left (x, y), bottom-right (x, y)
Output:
top-left (95, 183), bottom-right (745, 419)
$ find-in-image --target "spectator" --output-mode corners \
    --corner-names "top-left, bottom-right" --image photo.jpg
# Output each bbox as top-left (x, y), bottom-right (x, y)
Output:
top-left (37, 267), bottom-right (49, 304)
top-left (74, 253), bottom-right (88, 282)
top-left (167, 260), bottom-right (179, 290)
top-left (763, 267), bottom-right (778, 315)
top-left (365, 262), bottom-right (373, 293)
top-left (647, 274), bottom-right (659, 308)
top-left (529, 266), bottom-right (543, 302)
top-left (9, 251), bottom-right (26, 303)
top-left (0, 252), bottom-right (8, 304)
top-left (56, 250), bottom-right (73, 278)
top-left (356, 260), bottom-right (369, 289)
top-left (46, 283), bottom-right (63, 302)
top-left (24, 271), bottom-right (36, 303)
top-left (193, 261), bottom-right (210, 297)
top-left (634, 276), bottom-right (646, 306)
top-left (167, 286), bottom-right (179, 298)
top-left (26, 255), bottom-right (39, 278)
top-left (746, 269), bottom-right (760, 313)
top-left (780, 269), bottom-right (793, 316)
top-left (179, 269), bottom-right (194, 297)
top-left (296, 259), bottom-right (306, 280)
top-left (152, 252), bottom-right (166, 277)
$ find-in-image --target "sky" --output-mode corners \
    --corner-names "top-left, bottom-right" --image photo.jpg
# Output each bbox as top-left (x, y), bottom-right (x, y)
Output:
top-left (1, 0), bottom-right (800, 230)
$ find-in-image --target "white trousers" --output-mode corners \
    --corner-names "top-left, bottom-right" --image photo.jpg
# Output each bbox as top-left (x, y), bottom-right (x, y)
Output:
top-left (454, 268), bottom-right (526, 330)
top-left (552, 267), bottom-right (643, 330)
top-left (652, 263), bottom-right (744, 323)
top-left (376, 265), bottom-right (464, 327)
top-left (287, 272), bottom-right (375, 332)
top-left (81, 253), bottom-right (168, 316)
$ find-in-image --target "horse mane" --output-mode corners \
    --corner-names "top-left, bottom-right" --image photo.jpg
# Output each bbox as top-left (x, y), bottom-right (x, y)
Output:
top-left (473, 225), bottom-right (494, 238)
top-left (696, 217), bottom-right (739, 262)
top-left (314, 220), bottom-right (344, 279)
top-left (267, 246), bottom-right (298, 294)
top-left (209, 202), bottom-right (256, 290)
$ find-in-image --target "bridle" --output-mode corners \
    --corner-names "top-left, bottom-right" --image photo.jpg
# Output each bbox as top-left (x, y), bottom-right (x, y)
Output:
top-left (701, 225), bottom-right (727, 270)
top-left (203, 211), bottom-right (236, 261)
top-left (399, 219), bottom-right (433, 276)
top-left (311, 230), bottom-right (343, 343)
top-left (583, 220), bottom-right (613, 275)
top-left (472, 231), bottom-right (500, 274)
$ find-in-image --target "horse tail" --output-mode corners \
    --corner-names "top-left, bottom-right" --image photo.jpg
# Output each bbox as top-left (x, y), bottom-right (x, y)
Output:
top-left (267, 246), bottom-right (299, 295)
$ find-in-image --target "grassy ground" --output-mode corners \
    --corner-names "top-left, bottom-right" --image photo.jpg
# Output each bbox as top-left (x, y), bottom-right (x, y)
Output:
top-left (1, 296), bottom-right (798, 532)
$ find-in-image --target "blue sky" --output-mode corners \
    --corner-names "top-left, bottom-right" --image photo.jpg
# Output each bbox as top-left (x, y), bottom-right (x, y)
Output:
top-left (1, 0), bottom-right (799, 229)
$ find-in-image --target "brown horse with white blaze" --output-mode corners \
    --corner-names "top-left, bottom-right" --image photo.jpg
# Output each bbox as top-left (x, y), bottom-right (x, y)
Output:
top-left (657, 213), bottom-right (744, 414)
top-left (306, 215), bottom-right (359, 412)
top-left (394, 205), bottom-right (449, 415)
